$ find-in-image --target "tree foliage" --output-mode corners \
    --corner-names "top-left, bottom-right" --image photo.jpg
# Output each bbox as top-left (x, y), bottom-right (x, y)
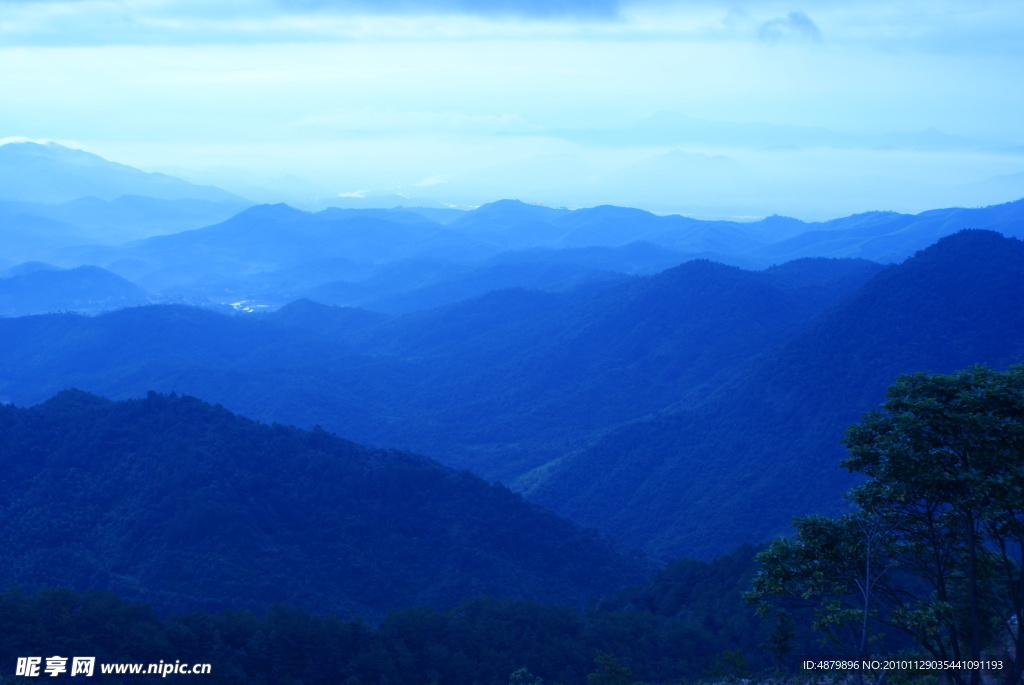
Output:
top-left (0, 580), bottom-right (779, 685)
top-left (751, 365), bottom-right (1024, 685)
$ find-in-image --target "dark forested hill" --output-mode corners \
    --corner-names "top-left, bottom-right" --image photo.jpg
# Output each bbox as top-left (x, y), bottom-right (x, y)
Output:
top-left (0, 542), bottom-right (816, 685)
top-left (0, 391), bottom-right (648, 619)
top-left (524, 230), bottom-right (1024, 559)
top-left (376, 256), bottom-right (884, 479)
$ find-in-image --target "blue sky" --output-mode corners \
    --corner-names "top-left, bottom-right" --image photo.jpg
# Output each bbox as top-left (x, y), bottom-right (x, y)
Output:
top-left (1, 0), bottom-right (1022, 218)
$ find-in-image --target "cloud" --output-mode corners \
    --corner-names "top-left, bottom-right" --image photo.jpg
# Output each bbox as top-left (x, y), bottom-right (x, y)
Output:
top-left (295, 110), bottom-right (534, 136)
top-left (0, 136), bottom-right (53, 145)
top-left (758, 11), bottom-right (822, 43)
top-left (0, 0), bottom-right (625, 47)
top-left (274, 0), bottom-right (621, 19)
top-left (411, 174), bottom-right (451, 187)
top-left (1, 0), bottom-right (1020, 53)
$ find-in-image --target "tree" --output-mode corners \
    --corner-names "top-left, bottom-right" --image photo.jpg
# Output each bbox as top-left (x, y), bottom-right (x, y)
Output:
top-left (510, 667), bottom-right (543, 685)
top-left (760, 610), bottom-right (796, 674)
top-left (749, 511), bottom-right (897, 685)
top-left (587, 652), bottom-right (635, 685)
top-left (751, 365), bottom-right (1024, 685)
top-left (704, 649), bottom-right (750, 682)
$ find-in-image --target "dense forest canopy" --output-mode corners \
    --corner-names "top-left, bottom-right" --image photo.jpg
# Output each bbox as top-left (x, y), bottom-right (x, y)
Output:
top-left (0, 391), bottom-right (648, 619)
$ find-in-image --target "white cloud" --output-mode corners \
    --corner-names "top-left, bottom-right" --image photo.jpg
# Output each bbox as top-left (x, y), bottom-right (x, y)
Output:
top-left (274, 0), bottom-right (622, 19)
top-left (293, 110), bottom-right (534, 136)
top-left (1, 0), bottom-right (1022, 219)
top-left (0, 136), bottom-right (53, 145)
top-left (758, 11), bottom-right (821, 43)
top-left (0, 0), bottom-right (1016, 49)
top-left (411, 174), bottom-right (451, 186)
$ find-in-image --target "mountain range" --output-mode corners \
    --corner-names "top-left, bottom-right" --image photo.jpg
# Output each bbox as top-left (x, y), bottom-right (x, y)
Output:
top-left (2, 139), bottom-right (1024, 565)
top-left (13, 194), bottom-right (1024, 317)
top-left (1, 228), bottom-right (1021, 561)
top-left (2, 140), bottom-right (1022, 321)
top-left (0, 142), bottom-right (246, 205)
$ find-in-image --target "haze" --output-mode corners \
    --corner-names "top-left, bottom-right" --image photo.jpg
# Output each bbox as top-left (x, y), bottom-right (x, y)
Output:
top-left (2, 0), bottom-right (1022, 219)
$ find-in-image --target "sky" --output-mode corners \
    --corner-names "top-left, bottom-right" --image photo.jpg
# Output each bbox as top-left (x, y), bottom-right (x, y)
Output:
top-left (1, 0), bottom-right (1023, 218)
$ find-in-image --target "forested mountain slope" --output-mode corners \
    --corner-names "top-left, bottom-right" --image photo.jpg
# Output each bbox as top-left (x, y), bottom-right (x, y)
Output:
top-left (0, 233), bottom-right (1018, 559)
top-left (0, 304), bottom-right (409, 438)
top-left (361, 256), bottom-right (884, 479)
top-left (0, 256), bottom-right (882, 485)
top-left (0, 542), bottom-right (811, 685)
top-left (524, 230), bottom-right (1024, 558)
top-left (0, 391), bottom-right (648, 619)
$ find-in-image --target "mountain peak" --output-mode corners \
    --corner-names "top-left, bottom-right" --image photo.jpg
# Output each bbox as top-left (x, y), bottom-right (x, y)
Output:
top-left (911, 228), bottom-right (1023, 262)
top-left (0, 142), bottom-right (246, 203)
top-left (480, 199), bottom-right (539, 209)
top-left (236, 202), bottom-right (307, 219)
top-left (472, 199), bottom-right (565, 217)
top-left (0, 140), bottom-right (112, 166)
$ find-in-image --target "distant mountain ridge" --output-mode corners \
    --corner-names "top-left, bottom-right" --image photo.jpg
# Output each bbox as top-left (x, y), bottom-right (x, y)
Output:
top-left (750, 199), bottom-right (1024, 263)
top-left (0, 195), bottom-right (251, 245)
top-left (0, 141), bottom-right (247, 204)
top-left (1, 137), bottom-right (1021, 317)
top-left (0, 264), bottom-right (150, 316)
top-left (19, 196), bottom-right (1020, 317)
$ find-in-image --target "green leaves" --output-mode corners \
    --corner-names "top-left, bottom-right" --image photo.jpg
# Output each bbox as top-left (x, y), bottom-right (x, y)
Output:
top-left (753, 365), bottom-right (1024, 685)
